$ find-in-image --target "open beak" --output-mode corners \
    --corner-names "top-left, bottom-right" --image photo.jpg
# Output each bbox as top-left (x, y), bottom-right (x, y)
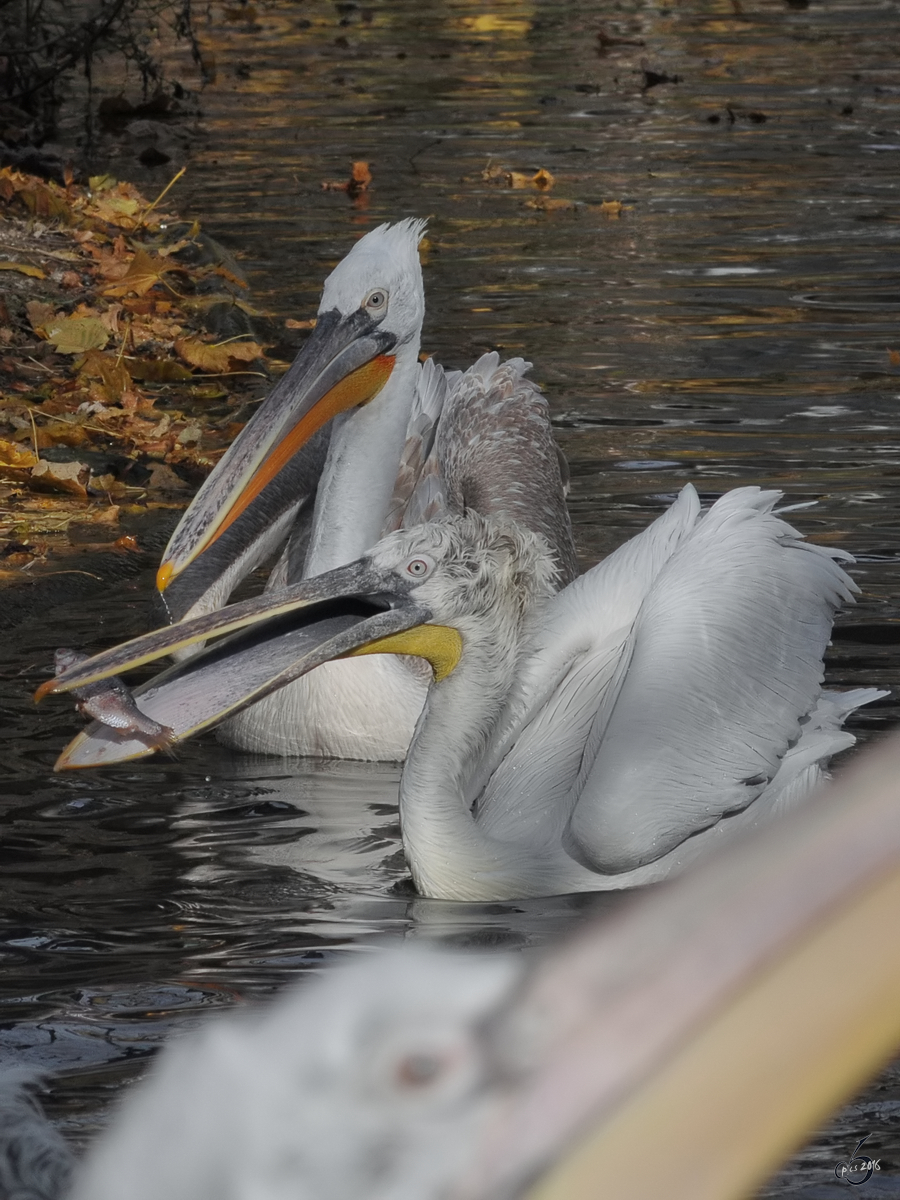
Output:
top-left (157, 308), bottom-right (397, 601)
top-left (37, 558), bottom-right (457, 771)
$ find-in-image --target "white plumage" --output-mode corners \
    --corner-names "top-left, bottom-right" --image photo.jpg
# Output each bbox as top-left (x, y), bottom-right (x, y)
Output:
top-left (349, 482), bottom-right (882, 899)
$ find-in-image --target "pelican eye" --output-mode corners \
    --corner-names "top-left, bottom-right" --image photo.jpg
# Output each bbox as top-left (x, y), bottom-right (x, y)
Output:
top-left (364, 288), bottom-right (389, 316)
top-left (406, 557), bottom-right (432, 578)
top-left (394, 1052), bottom-right (444, 1089)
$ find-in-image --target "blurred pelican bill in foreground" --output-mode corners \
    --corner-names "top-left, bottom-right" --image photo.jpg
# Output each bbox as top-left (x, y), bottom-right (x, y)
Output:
top-left (44, 730), bottom-right (900, 1200)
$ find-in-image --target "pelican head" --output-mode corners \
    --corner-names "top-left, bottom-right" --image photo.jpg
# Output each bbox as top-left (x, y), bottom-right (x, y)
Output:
top-left (157, 218), bottom-right (428, 622)
top-left (41, 514), bottom-right (558, 769)
top-left (364, 514), bottom-right (559, 641)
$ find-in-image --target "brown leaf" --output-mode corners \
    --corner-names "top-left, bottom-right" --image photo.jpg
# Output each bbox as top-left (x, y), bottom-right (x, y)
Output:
top-left (213, 264), bottom-right (248, 289)
top-left (103, 248), bottom-right (175, 297)
top-left (99, 304), bottom-right (123, 334)
top-left (888, 349), bottom-right (900, 367)
top-left (145, 462), bottom-right (190, 492)
top-left (125, 357), bottom-right (193, 383)
top-left (26, 301), bottom-right (58, 334)
top-left (89, 473), bottom-right (128, 498)
top-left (68, 505), bottom-right (121, 542)
top-left (174, 336), bottom-right (263, 373)
top-left (0, 261), bottom-right (46, 279)
top-left (285, 318), bottom-right (317, 330)
top-left (42, 420), bottom-right (90, 449)
top-left (17, 181), bottom-right (69, 221)
top-left (77, 349), bottom-right (132, 399)
top-left (30, 459), bottom-right (90, 499)
top-left (322, 161), bottom-right (372, 195)
top-left (350, 161), bottom-right (372, 189)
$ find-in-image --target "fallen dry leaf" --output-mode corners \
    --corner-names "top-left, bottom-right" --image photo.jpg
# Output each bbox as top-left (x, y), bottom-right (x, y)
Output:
top-left (31, 459), bottom-right (90, 499)
top-left (174, 336), bottom-right (263, 373)
top-left (26, 301), bottom-right (58, 334)
top-left (598, 200), bottom-right (625, 218)
top-left (0, 261), bottom-right (46, 279)
top-left (0, 438), bottom-right (38, 469)
top-left (68, 505), bottom-right (121, 542)
top-left (321, 161), bottom-right (372, 196)
top-left (44, 315), bottom-right (110, 354)
top-left (77, 349), bottom-right (131, 399)
top-left (124, 357), bottom-right (193, 383)
top-left (145, 462), bottom-right (189, 492)
top-left (483, 165), bottom-right (555, 190)
top-left (525, 196), bottom-right (578, 211)
top-left (0, 164), bottom-right (271, 574)
top-left (103, 248), bottom-right (177, 298)
top-left (888, 349), bottom-right (900, 367)
top-left (285, 318), bottom-right (317, 330)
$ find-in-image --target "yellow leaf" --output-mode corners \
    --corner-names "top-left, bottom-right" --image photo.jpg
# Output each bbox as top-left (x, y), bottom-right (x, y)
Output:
top-left (174, 337), bottom-right (264, 373)
top-left (0, 261), bottom-right (46, 279)
top-left (525, 196), bottom-right (578, 211)
top-left (460, 14), bottom-right (530, 34)
top-left (44, 316), bottom-right (109, 355)
top-left (89, 174), bottom-right (117, 191)
top-left (0, 438), bottom-right (38, 469)
top-left (90, 194), bottom-right (140, 223)
top-left (599, 200), bottom-right (625, 219)
top-left (488, 167), bottom-right (556, 190)
top-left (103, 248), bottom-right (174, 297)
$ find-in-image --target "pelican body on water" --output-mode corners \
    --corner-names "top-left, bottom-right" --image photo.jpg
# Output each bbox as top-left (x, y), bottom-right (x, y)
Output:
top-left (38, 221), bottom-right (884, 900)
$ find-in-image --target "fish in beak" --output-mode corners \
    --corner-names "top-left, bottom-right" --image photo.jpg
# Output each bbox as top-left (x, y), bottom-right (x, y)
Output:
top-left (156, 307), bottom-right (398, 620)
top-left (36, 556), bottom-right (461, 771)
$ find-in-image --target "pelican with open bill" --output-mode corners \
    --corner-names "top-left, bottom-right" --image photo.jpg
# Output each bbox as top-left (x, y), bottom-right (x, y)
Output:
top-left (157, 300), bottom-right (397, 604)
top-left (149, 223), bottom-right (575, 761)
top-left (37, 557), bottom-right (456, 771)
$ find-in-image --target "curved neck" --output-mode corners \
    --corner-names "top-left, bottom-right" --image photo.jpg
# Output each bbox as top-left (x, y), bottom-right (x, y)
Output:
top-left (304, 345), bottom-right (420, 576)
top-left (398, 613), bottom-right (556, 901)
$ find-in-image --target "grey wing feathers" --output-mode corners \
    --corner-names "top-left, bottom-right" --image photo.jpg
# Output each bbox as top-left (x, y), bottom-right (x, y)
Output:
top-left (437, 353), bottom-right (577, 584)
top-left (0, 1070), bottom-right (75, 1200)
top-left (566, 488), bottom-right (860, 875)
top-left (474, 485), bottom-right (703, 843)
top-left (382, 358), bottom-right (458, 534)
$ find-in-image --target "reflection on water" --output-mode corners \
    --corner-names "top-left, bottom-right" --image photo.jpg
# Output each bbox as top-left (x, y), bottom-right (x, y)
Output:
top-left (6, 0), bottom-right (900, 1187)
